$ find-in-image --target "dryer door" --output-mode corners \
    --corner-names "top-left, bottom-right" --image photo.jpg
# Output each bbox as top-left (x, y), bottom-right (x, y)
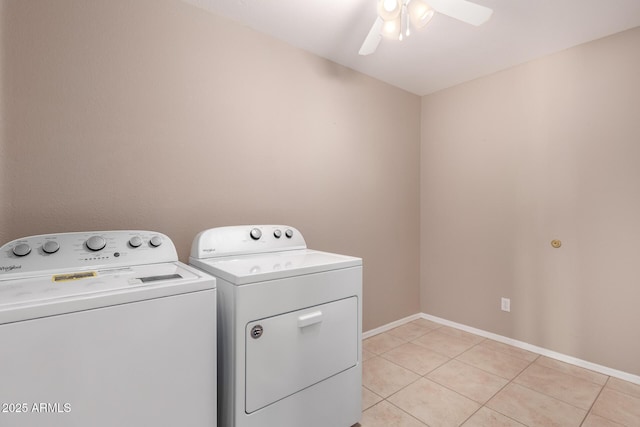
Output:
top-left (245, 296), bottom-right (358, 413)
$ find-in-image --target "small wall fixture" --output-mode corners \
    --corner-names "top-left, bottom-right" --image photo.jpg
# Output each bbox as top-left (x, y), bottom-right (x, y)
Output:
top-left (551, 239), bottom-right (562, 248)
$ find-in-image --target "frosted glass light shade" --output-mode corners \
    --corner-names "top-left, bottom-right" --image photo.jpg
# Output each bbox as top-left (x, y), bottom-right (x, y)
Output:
top-left (378, 0), bottom-right (401, 21)
top-left (381, 16), bottom-right (401, 39)
top-left (408, 0), bottom-right (435, 28)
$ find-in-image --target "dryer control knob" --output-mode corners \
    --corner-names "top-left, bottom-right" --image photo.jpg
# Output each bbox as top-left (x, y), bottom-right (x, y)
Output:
top-left (149, 235), bottom-right (163, 247)
top-left (285, 229), bottom-right (294, 238)
top-left (273, 229), bottom-right (282, 239)
top-left (250, 228), bottom-right (262, 240)
top-left (42, 240), bottom-right (60, 254)
top-left (12, 243), bottom-right (31, 257)
top-left (86, 236), bottom-right (106, 252)
top-left (129, 236), bottom-right (143, 248)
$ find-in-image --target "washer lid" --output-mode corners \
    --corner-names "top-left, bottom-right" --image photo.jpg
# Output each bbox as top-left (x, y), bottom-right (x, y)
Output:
top-left (0, 262), bottom-right (215, 324)
top-left (190, 249), bottom-right (362, 285)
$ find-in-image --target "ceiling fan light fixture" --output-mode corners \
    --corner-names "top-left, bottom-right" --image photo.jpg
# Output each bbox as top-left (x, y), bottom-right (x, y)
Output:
top-left (401, 3), bottom-right (409, 39)
top-left (408, 0), bottom-right (435, 28)
top-left (360, 0), bottom-right (493, 56)
top-left (381, 16), bottom-right (401, 39)
top-left (378, 0), bottom-right (401, 21)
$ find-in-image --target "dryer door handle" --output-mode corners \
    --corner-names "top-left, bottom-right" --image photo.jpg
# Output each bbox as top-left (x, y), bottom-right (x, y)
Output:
top-left (297, 311), bottom-right (323, 328)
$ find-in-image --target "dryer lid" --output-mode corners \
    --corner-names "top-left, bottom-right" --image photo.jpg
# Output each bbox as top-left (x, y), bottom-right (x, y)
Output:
top-left (190, 249), bottom-right (361, 285)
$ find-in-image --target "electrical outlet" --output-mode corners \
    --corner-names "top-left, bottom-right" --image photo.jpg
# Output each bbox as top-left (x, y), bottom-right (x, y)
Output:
top-left (501, 297), bottom-right (511, 312)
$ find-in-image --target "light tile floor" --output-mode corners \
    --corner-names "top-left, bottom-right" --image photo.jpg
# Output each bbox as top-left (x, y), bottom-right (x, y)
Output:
top-left (357, 319), bottom-right (640, 427)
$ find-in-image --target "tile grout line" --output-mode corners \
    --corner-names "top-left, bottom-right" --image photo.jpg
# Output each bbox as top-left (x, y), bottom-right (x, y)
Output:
top-left (365, 330), bottom-right (517, 425)
top-left (533, 356), bottom-right (609, 387)
top-left (577, 376), bottom-right (612, 427)
top-left (448, 336), bottom-right (536, 382)
top-left (451, 352), bottom-right (536, 383)
top-left (510, 358), bottom-right (612, 417)
top-left (416, 313), bottom-right (640, 386)
top-left (383, 399), bottom-right (430, 427)
top-left (361, 365), bottom-right (429, 426)
top-left (362, 325), bottom-right (638, 427)
top-left (384, 334), bottom-right (525, 426)
top-left (382, 369), bottom-right (432, 427)
top-left (364, 330), bottom-right (457, 426)
top-left (365, 352), bottom-right (426, 395)
top-left (471, 353), bottom-right (540, 427)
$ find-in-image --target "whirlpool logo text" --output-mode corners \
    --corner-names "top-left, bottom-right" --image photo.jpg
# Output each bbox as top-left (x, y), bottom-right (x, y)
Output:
top-left (0, 264), bottom-right (22, 272)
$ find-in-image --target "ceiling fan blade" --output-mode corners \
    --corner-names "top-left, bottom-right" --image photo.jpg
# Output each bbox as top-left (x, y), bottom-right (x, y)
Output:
top-left (426, 0), bottom-right (493, 26)
top-left (359, 16), bottom-right (384, 56)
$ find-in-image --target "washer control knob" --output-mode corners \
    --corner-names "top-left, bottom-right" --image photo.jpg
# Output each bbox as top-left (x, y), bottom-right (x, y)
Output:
top-left (12, 243), bottom-right (31, 257)
top-left (273, 229), bottom-right (282, 239)
top-left (129, 236), bottom-right (143, 248)
top-left (149, 235), bottom-right (163, 247)
top-left (250, 228), bottom-right (262, 240)
top-left (285, 229), bottom-right (294, 238)
top-left (86, 236), bottom-right (106, 252)
top-left (42, 241), bottom-right (60, 254)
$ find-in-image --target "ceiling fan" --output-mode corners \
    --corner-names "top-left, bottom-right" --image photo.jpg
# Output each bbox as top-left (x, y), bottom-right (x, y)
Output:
top-left (359, 0), bottom-right (493, 55)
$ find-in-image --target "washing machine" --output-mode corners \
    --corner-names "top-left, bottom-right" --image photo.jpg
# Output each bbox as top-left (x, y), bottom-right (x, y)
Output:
top-left (189, 225), bottom-right (362, 427)
top-left (0, 230), bottom-right (216, 427)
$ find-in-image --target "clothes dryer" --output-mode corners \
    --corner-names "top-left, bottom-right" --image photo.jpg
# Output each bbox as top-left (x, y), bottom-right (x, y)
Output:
top-left (189, 225), bottom-right (362, 427)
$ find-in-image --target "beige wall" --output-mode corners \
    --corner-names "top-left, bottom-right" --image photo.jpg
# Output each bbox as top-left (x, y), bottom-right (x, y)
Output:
top-left (0, 0), bottom-right (6, 234)
top-left (421, 27), bottom-right (640, 375)
top-left (1, 0), bottom-right (421, 331)
top-left (7, 0), bottom-right (637, 377)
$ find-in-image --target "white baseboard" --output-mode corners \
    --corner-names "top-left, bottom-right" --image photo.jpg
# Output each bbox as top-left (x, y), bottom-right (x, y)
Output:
top-left (364, 312), bottom-right (640, 386)
top-left (362, 313), bottom-right (422, 339)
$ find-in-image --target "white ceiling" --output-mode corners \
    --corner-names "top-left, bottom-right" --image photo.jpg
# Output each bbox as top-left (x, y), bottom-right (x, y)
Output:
top-left (182, 0), bottom-right (640, 95)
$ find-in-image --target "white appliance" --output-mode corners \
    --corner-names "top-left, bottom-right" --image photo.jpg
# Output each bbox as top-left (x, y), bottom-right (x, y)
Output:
top-left (189, 225), bottom-right (362, 427)
top-left (0, 230), bottom-right (216, 427)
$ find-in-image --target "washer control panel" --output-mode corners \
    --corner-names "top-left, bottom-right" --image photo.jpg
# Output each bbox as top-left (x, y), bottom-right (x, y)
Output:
top-left (0, 230), bottom-right (178, 278)
top-left (191, 225), bottom-right (307, 259)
